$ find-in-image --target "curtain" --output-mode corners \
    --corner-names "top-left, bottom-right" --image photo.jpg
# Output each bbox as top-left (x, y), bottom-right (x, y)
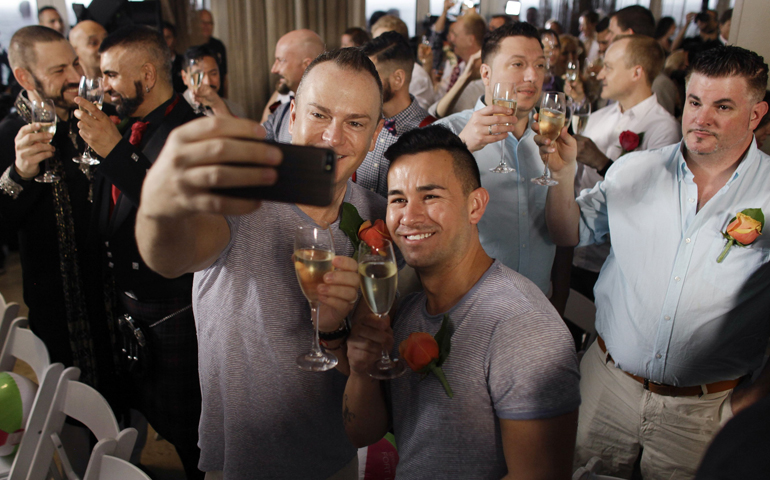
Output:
top-left (208, 0), bottom-right (366, 120)
top-left (160, 0), bottom-right (201, 56)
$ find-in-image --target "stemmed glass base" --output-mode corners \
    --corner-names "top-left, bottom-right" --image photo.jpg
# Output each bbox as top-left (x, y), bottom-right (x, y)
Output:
top-left (34, 171), bottom-right (60, 183)
top-left (490, 164), bottom-right (515, 174)
top-left (531, 176), bottom-right (558, 186)
top-left (368, 356), bottom-right (406, 380)
top-left (296, 350), bottom-right (338, 372)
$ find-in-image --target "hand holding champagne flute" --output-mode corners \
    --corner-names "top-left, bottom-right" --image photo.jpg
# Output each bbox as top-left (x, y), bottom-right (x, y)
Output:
top-left (532, 91), bottom-right (570, 186)
top-left (189, 58), bottom-right (205, 114)
top-left (74, 76), bottom-right (104, 165)
top-left (294, 224), bottom-right (338, 371)
top-left (358, 238), bottom-right (405, 379)
top-left (489, 82), bottom-right (517, 174)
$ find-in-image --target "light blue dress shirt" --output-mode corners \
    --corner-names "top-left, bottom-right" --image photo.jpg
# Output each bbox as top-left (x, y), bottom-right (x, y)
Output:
top-left (437, 97), bottom-right (555, 294)
top-left (578, 141), bottom-right (770, 386)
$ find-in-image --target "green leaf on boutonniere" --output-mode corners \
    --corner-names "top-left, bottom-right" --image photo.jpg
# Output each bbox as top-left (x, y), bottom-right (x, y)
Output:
top-left (339, 202), bottom-right (365, 251)
top-left (433, 314), bottom-right (452, 367)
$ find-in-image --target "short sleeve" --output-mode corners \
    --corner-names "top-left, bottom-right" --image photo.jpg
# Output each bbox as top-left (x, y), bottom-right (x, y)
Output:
top-left (487, 311), bottom-right (581, 420)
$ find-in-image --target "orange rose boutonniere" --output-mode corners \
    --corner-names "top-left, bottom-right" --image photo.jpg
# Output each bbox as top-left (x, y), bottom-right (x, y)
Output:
top-left (717, 209), bottom-right (764, 263)
top-left (399, 314), bottom-right (453, 398)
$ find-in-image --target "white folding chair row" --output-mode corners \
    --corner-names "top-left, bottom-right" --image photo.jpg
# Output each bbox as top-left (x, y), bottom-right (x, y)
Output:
top-left (0, 318), bottom-right (63, 480)
top-left (27, 367), bottom-right (138, 480)
top-left (0, 291), bottom-right (21, 354)
top-left (572, 457), bottom-right (625, 480)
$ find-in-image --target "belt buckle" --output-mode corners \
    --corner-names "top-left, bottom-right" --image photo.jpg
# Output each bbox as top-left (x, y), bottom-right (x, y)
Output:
top-left (643, 378), bottom-right (664, 391)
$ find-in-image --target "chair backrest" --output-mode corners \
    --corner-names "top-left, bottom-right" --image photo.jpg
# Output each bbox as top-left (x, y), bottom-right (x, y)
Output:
top-left (0, 318), bottom-right (64, 480)
top-left (92, 455), bottom-right (152, 480)
top-left (26, 367), bottom-right (138, 480)
top-left (0, 292), bottom-right (20, 350)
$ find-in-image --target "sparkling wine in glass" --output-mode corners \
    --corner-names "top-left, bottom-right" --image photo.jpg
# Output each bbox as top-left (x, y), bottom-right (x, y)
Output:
top-left (74, 76), bottom-right (104, 165)
top-left (32, 99), bottom-right (59, 183)
top-left (489, 82), bottom-right (517, 174)
top-left (294, 224), bottom-right (338, 372)
top-left (571, 100), bottom-right (591, 135)
top-left (189, 59), bottom-right (205, 114)
top-left (358, 239), bottom-right (404, 379)
top-left (566, 55), bottom-right (579, 82)
top-left (532, 91), bottom-right (570, 186)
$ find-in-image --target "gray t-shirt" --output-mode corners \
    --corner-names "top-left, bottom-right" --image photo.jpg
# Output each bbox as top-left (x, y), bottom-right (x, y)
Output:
top-left (193, 182), bottom-right (386, 478)
top-left (389, 260), bottom-right (581, 479)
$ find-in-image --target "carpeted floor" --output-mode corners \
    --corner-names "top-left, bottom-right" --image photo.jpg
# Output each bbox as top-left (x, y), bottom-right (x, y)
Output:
top-left (2, 251), bottom-right (187, 479)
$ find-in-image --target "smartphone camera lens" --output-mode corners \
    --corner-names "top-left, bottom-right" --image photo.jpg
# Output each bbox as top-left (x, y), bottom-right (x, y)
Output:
top-left (324, 156), bottom-right (334, 172)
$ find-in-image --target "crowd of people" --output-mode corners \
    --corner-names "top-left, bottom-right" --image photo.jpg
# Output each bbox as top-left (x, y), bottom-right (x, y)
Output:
top-left (0, 3), bottom-right (768, 480)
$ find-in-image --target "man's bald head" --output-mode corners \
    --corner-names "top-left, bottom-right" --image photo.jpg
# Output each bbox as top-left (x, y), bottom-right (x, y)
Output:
top-left (69, 20), bottom-right (108, 78)
top-left (271, 29), bottom-right (325, 93)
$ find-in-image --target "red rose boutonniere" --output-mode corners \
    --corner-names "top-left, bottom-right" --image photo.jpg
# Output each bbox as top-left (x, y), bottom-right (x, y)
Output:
top-left (339, 202), bottom-right (391, 256)
top-left (619, 131), bottom-right (645, 156)
top-left (717, 209), bottom-right (764, 263)
top-left (399, 314), bottom-right (453, 398)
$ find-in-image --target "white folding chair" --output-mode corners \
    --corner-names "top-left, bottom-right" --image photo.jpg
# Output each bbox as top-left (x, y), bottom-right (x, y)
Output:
top-left (572, 457), bottom-right (625, 480)
top-left (27, 367), bottom-right (138, 480)
top-left (0, 291), bottom-right (21, 350)
top-left (0, 318), bottom-right (64, 480)
top-left (90, 456), bottom-right (151, 480)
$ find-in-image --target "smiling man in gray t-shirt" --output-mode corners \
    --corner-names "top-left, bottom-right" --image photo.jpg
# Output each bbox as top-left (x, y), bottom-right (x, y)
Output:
top-left (344, 126), bottom-right (581, 479)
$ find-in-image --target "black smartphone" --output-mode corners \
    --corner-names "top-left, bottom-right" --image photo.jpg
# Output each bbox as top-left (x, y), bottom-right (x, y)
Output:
top-left (212, 141), bottom-right (336, 207)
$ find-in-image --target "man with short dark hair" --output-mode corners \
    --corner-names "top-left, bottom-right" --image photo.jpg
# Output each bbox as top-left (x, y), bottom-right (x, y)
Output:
top-left (162, 22), bottom-right (187, 93)
top-left (135, 48), bottom-right (386, 479)
top-left (68, 20), bottom-right (107, 79)
top-left (340, 27), bottom-right (370, 47)
top-left (540, 45), bottom-right (770, 478)
top-left (356, 31), bottom-right (434, 197)
top-left (343, 125), bottom-right (581, 478)
top-left (579, 10), bottom-right (600, 65)
top-left (182, 46), bottom-right (245, 117)
top-left (73, 25), bottom-right (203, 479)
top-left (488, 14), bottom-right (514, 31)
top-left (437, 22), bottom-right (557, 295)
top-left (38, 6), bottom-right (64, 35)
top-left (607, 5), bottom-right (678, 116)
top-left (719, 9), bottom-right (733, 44)
top-left (0, 25), bottom-right (111, 393)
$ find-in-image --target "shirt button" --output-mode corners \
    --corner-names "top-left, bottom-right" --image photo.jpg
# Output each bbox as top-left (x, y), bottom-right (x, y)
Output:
top-left (108, 262), bottom-right (114, 268)
top-left (685, 238), bottom-right (691, 243)
top-left (675, 276), bottom-right (681, 282)
top-left (373, 163), bottom-right (379, 167)
top-left (105, 241), bottom-right (109, 247)
top-left (664, 315), bottom-right (671, 320)
top-left (106, 252), bottom-right (112, 258)
top-left (656, 354), bottom-right (662, 359)
top-left (688, 198), bottom-right (695, 203)
top-left (522, 244), bottom-right (526, 248)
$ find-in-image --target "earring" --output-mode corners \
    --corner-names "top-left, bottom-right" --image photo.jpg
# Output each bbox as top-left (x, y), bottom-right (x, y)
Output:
top-left (145, 86), bottom-right (150, 93)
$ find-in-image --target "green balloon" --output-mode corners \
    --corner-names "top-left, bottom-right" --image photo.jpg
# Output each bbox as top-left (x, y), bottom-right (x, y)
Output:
top-left (0, 371), bottom-right (23, 434)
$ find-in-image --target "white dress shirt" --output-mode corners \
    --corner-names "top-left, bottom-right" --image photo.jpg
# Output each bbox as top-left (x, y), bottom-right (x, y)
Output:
top-left (574, 93), bottom-right (681, 272)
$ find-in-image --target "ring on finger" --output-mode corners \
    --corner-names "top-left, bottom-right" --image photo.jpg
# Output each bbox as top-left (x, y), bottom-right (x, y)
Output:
top-left (488, 125), bottom-right (493, 135)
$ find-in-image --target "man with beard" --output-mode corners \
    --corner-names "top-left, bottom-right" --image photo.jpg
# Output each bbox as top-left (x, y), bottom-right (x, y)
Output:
top-left (0, 25), bottom-right (114, 471)
top-left (264, 29), bottom-right (324, 142)
top-left (73, 25), bottom-right (203, 479)
top-left (181, 45), bottom-right (245, 117)
top-left (69, 20), bottom-right (108, 80)
top-left (357, 31), bottom-right (434, 197)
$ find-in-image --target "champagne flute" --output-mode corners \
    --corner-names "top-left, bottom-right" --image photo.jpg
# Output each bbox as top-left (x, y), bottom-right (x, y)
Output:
top-left (532, 91), bottom-right (570, 186)
top-left (189, 59), bottom-right (205, 114)
top-left (489, 82), bottom-right (517, 174)
top-left (32, 99), bottom-right (59, 183)
top-left (358, 239), bottom-right (405, 379)
top-left (74, 76), bottom-right (104, 165)
top-left (571, 99), bottom-right (591, 135)
top-left (294, 224), bottom-right (338, 372)
top-left (566, 55), bottom-right (579, 82)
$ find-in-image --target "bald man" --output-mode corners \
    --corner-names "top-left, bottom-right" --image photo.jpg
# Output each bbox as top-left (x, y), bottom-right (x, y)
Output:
top-left (264, 29), bottom-right (325, 143)
top-left (198, 9), bottom-right (228, 96)
top-left (69, 20), bottom-right (107, 79)
top-left (38, 6), bottom-right (65, 35)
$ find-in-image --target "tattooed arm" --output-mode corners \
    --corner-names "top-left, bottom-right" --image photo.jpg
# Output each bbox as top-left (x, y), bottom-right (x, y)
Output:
top-left (342, 313), bottom-right (391, 447)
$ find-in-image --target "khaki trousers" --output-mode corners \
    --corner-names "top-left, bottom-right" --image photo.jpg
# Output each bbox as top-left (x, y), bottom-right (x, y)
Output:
top-left (204, 455), bottom-right (358, 480)
top-left (574, 341), bottom-right (734, 479)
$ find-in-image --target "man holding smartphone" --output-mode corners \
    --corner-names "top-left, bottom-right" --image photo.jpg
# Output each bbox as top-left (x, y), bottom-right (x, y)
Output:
top-left (136, 48), bottom-right (385, 479)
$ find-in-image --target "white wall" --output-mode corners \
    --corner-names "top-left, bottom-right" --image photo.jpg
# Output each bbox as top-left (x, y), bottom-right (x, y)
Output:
top-left (731, 0), bottom-right (770, 91)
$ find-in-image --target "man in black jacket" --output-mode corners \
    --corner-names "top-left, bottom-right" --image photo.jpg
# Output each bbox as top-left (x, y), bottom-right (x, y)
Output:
top-left (74, 25), bottom-right (203, 479)
top-left (0, 26), bottom-right (113, 397)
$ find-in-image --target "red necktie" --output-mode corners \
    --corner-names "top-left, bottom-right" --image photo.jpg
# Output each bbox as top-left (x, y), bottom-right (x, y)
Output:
top-left (110, 120), bottom-right (149, 214)
top-left (447, 64), bottom-right (462, 90)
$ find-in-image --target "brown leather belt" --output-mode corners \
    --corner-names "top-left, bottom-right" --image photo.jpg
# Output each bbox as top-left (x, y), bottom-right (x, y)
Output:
top-left (597, 336), bottom-right (744, 397)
